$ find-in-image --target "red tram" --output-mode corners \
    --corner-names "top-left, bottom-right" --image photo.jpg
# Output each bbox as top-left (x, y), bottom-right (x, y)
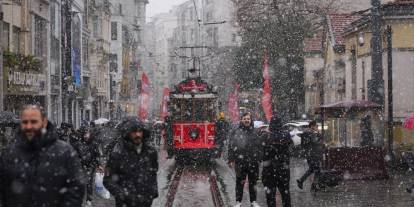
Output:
top-left (168, 78), bottom-right (219, 159)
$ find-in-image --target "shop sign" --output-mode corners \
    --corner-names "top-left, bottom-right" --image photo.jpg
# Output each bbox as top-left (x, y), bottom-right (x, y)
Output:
top-left (5, 68), bottom-right (46, 95)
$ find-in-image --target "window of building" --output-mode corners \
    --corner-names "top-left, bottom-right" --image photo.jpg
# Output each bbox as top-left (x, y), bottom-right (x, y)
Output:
top-left (213, 27), bottom-right (218, 47)
top-left (82, 37), bottom-right (89, 70)
top-left (12, 26), bottom-right (20, 53)
top-left (3, 22), bottom-right (10, 51)
top-left (111, 22), bottom-right (118, 40)
top-left (119, 3), bottom-right (122, 15)
top-left (83, 0), bottom-right (89, 25)
top-left (34, 15), bottom-right (47, 58)
top-left (232, 33), bottom-right (237, 42)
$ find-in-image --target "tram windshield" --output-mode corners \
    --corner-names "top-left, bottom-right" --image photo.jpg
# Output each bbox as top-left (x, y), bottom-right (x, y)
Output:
top-left (170, 98), bottom-right (216, 122)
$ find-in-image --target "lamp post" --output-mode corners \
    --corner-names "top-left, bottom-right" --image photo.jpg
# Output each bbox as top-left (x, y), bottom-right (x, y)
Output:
top-left (0, 0), bottom-right (3, 111)
top-left (369, 0), bottom-right (384, 106)
top-left (386, 25), bottom-right (393, 159)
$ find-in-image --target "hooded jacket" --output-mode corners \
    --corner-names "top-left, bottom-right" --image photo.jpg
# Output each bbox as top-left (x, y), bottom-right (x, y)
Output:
top-left (0, 122), bottom-right (85, 207)
top-left (262, 115), bottom-right (293, 187)
top-left (228, 121), bottom-right (262, 163)
top-left (103, 117), bottom-right (158, 207)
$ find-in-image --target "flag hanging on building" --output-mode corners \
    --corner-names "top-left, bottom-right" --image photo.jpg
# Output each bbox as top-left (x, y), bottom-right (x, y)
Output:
top-left (228, 84), bottom-right (240, 124)
top-left (262, 52), bottom-right (273, 122)
top-left (160, 88), bottom-right (170, 121)
top-left (138, 73), bottom-right (150, 121)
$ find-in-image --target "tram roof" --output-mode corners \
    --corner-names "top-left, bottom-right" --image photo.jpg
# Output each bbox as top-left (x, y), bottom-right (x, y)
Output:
top-left (170, 93), bottom-right (218, 99)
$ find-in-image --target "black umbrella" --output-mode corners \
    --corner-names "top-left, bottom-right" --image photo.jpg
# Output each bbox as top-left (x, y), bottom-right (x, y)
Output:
top-left (0, 111), bottom-right (19, 126)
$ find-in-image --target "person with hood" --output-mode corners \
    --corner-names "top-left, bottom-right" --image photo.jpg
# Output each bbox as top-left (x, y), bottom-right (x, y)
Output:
top-left (297, 120), bottom-right (324, 191)
top-left (228, 112), bottom-right (262, 207)
top-left (0, 105), bottom-right (85, 207)
top-left (104, 117), bottom-right (158, 207)
top-left (262, 114), bottom-right (293, 207)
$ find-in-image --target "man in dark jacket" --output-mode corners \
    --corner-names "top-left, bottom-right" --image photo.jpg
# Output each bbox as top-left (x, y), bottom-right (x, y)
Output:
top-left (228, 113), bottom-right (262, 207)
top-left (262, 114), bottom-right (293, 207)
top-left (0, 105), bottom-right (85, 207)
top-left (297, 120), bottom-right (324, 191)
top-left (104, 117), bottom-right (158, 207)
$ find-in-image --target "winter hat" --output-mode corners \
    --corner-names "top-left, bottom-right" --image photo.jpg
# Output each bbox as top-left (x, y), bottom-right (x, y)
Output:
top-left (269, 113), bottom-right (283, 132)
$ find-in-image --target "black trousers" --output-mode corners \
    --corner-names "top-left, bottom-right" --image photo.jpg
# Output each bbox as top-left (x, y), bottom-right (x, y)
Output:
top-left (298, 162), bottom-right (321, 184)
top-left (264, 168), bottom-right (291, 207)
top-left (235, 161), bottom-right (259, 202)
top-left (86, 169), bottom-right (95, 201)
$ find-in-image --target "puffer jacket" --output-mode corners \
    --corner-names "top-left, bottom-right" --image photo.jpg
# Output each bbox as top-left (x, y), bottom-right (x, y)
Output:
top-left (0, 123), bottom-right (85, 207)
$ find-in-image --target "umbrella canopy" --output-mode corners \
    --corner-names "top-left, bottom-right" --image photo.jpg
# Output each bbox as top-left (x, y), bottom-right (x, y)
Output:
top-left (0, 111), bottom-right (19, 126)
top-left (403, 113), bottom-right (414, 129)
top-left (94, 118), bottom-right (110, 125)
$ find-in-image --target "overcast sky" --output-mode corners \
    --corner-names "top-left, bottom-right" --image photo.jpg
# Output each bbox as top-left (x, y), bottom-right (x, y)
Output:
top-left (147, 0), bottom-right (188, 21)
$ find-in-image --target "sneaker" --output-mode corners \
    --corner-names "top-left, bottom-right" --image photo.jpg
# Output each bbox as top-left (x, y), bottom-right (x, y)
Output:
top-left (85, 200), bottom-right (93, 207)
top-left (251, 201), bottom-right (261, 207)
top-left (297, 179), bottom-right (303, 190)
top-left (234, 201), bottom-right (242, 207)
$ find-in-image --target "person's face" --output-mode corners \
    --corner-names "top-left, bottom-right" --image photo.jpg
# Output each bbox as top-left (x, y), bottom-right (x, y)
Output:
top-left (241, 115), bottom-right (252, 127)
top-left (129, 130), bottom-right (144, 145)
top-left (20, 109), bottom-right (47, 141)
top-left (84, 132), bottom-right (91, 141)
top-left (311, 124), bottom-right (318, 131)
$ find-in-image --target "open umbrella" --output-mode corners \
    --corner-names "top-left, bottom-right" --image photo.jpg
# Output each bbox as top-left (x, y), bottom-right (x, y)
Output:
top-left (94, 118), bottom-right (110, 125)
top-left (0, 111), bottom-right (19, 126)
top-left (403, 113), bottom-right (414, 130)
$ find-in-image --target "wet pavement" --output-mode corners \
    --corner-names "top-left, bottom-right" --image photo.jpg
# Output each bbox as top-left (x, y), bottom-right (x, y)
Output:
top-left (92, 146), bottom-right (414, 207)
top-left (227, 159), bottom-right (414, 207)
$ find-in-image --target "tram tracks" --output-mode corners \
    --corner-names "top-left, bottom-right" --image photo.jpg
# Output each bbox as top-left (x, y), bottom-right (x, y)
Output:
top-left (165, 162), bottom-right (225, 207)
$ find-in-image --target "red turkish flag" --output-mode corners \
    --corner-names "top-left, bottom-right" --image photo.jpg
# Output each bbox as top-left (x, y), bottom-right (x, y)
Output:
top-left (228, 84), bottom-right (240, 124)
top-left (138, 73), bottom-right (150, 121)
top-left (160, 88), bottom-right (170, 121)
top-left (262, 52), bottom-right (273, 122)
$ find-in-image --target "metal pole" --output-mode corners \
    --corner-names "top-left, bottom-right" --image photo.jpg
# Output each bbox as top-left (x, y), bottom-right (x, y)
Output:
top-left (369, 0), bottom-right (384, 105)
top-left (0, 0), bottom-right (4, 111)
top-left (386, 25), bottom-right (393, 159)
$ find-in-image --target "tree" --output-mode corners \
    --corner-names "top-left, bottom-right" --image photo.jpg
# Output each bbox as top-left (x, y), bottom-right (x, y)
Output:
top-left (232, 0), bottom-right (338, 119)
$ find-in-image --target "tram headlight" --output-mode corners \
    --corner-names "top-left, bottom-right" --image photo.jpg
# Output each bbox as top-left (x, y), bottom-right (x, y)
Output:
top-left (189, 128), bottom-right (199, 139)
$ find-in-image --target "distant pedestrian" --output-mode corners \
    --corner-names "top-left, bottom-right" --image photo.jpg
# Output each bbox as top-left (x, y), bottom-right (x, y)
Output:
top-left (0, 104), bottom-right (85, 207)
top-left (76, 127), bottom-right (102, 207)
top-left (58, 122), bottom-right (75, 142)
top-left (104, 117), bottom-right (158, 207)
top-left (215, 112), bottom-right (229, 157)
top-left (360, 114), bottom-right (374, 147)
top-left (262, 114), bottom-right (293, 207)
top-left (297, 120), bottom-right (324, 191)
top-left (165, 115), bottom-right (174, 158)
top-left (228, 112), bottom-right (262, 207)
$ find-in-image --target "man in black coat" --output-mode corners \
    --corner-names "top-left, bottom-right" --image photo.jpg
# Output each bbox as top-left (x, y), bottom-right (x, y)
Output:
top-left (0, 105), bottom-right (85, 207)
top-left (228, 113), bottom-right (262, 207)
top-left (262, 114), bottom-right (293, 207)
top-left (104, 117), bottom-right (158, 207)
top-left (297, 120), bottom-right (324, 191)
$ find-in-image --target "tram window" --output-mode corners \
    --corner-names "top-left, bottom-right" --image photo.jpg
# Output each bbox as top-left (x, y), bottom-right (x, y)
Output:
top-left (171, 98), bottom-right (216, 122)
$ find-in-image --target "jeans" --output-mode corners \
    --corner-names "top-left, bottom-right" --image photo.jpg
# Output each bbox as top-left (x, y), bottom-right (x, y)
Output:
top-left (298, 162), bottom-right (321, 184)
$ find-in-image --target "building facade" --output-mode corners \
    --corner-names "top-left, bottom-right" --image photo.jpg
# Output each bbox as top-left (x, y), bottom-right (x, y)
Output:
top-left (109, 0), bottom-right (148, 120)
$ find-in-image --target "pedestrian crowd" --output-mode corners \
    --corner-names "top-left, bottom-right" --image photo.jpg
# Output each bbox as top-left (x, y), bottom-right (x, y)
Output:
top-left (0, 104), bottom-right (158, 207)
top-left (1, 104), bottom-right (413, 207)
top-left (225, 112), bottom-right (324, 207)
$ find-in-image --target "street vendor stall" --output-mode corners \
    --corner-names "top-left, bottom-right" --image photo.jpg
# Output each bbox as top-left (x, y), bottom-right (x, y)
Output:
top-left (316, 100), bottom-right (388, 180)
